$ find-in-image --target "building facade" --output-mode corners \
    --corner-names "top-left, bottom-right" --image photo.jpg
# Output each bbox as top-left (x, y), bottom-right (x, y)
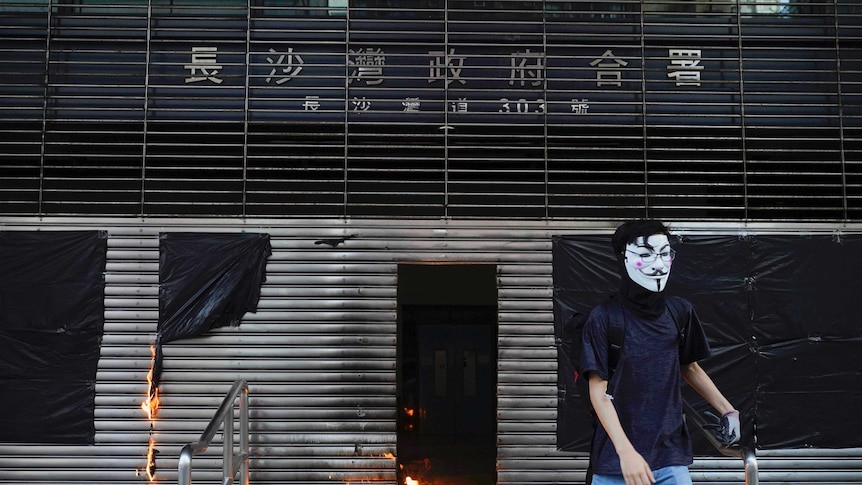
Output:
top-left (1, 2), bottom-right (862, 485)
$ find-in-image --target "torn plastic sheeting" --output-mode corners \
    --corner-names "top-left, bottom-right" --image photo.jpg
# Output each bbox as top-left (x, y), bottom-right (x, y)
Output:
top-left (155, 232), bottom-right (271, 385)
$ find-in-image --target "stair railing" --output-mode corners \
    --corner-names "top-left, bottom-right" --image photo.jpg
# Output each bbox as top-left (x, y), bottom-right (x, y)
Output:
top-left (178, 379), bottom-right (249, 485)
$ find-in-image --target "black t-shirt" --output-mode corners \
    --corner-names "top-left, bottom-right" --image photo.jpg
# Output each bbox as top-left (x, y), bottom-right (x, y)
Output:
top-left (580, 298), bottom-right (711, 475)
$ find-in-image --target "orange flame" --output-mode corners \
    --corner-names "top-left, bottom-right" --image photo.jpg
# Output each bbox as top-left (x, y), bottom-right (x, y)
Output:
top-left (405, 477), bottom-right (419, 485)
top-left (145, 437), bottom-right (158, 481)
top-left (141, 345), bottom-right (161, 420)
top-left (403, 407), bottom-right (417, 431)
top-left (141, 344), bottom-right (160, 481)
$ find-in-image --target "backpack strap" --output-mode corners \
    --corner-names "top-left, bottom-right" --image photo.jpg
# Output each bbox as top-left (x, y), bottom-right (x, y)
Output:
top-left (603, 298), bottom-right (626, 397)
top-left (664, 296), bottom-right (688, 345)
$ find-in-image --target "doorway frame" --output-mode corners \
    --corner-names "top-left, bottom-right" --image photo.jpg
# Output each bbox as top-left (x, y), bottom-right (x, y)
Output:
top-left (396, 263), bottom-right (499, 485)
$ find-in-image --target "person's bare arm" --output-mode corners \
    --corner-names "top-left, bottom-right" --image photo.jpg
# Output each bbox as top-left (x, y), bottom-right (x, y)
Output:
top-left (680, 362), bottom-right (734, 415)
top-left (588, 373), bottom-right (656, 485)
top-left (681, 361), bottom-right (740, 444)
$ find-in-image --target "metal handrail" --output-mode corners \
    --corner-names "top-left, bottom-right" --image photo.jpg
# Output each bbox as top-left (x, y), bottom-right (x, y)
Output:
top-left (178, 379), bottom-right (250, 485)
top-left (684, 399), bottom-right (758, 485)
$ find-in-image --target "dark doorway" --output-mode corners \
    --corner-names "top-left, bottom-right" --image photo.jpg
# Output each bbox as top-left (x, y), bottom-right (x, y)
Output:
top-left (397, 264), bottom-right (498, 485)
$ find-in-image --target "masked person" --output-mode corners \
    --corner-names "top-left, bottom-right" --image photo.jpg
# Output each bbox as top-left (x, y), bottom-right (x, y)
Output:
top-left (580, 220), bottom-right (740, 485)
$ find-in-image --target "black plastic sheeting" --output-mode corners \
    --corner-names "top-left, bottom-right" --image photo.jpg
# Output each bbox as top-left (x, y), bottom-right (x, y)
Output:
top-left (155, 232), bottom-right (271, 386)
top-left (554, 234), bottom-right (862, 453)
top-left (0, 231), bottom-right (107, 444)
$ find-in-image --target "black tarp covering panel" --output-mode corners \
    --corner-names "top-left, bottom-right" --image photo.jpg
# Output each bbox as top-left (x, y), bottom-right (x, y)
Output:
top-left (155, 232), bottom-right (271, 386)
top-left (554, 233), bottom-right (862, 453)
top-left (0, 231), bottom-right (107, 444)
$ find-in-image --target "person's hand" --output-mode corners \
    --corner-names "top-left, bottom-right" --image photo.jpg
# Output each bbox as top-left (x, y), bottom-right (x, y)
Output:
top-left (704, 409), bottom-right (740, 446)
top-left (618, 448), bottom-right (655, 485)
top-left (722, 410), bottom-right (741, 444)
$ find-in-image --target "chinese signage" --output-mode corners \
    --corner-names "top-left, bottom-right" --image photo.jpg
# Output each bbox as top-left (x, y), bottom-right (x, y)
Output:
top-left (174, 43), bottom-right (723, 117)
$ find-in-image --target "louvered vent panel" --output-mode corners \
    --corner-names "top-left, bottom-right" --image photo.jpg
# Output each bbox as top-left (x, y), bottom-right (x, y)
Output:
top-left (0, 3), bottom-right (47, 215)
top-left (1, 1), bottom-right (860, 220)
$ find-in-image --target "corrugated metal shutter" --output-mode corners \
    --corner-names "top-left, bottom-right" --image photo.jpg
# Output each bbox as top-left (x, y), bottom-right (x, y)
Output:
top-left (0, 220), bottom-right (401, 484)
top-left (1, 2), bottom-right (860, 220)
top-left (1, 218), bottom-right (862, 485)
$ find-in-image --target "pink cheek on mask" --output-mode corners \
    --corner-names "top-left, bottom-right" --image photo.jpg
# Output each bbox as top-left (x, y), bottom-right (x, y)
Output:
top-left (635, 262), bottom-right (643, 268)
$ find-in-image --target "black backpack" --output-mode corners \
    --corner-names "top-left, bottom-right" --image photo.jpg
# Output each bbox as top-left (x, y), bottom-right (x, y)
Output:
top-left (571, 296), bottom-right (689, 484)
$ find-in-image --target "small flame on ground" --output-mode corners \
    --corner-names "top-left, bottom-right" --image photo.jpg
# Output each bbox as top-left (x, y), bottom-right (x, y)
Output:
top-left (399, 457), bottom-right (432, 485)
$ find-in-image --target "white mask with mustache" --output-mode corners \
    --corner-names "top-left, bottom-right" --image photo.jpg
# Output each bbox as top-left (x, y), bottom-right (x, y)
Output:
top-left (623, 234), bottom-right (673, 293)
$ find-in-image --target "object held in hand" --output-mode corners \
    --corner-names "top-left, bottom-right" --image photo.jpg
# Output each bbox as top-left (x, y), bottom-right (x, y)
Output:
top-left (703, 409), bottom-right (741, 446)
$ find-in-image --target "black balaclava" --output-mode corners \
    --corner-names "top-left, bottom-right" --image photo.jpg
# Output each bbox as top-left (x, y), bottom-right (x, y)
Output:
top-left (617, 254), bottom-right (666, 319)
top-left (612, 220), bottom-right (671, 320)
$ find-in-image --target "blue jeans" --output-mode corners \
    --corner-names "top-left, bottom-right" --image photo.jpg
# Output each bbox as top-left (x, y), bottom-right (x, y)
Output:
top-left (592, 465), bottom-right (692, 485)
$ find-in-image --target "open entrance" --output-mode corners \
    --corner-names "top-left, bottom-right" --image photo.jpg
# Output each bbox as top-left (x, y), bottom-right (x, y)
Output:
top-left (397, 264), bottom-right (498, 485)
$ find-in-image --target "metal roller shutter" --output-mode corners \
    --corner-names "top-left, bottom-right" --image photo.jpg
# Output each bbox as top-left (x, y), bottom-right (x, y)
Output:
top-left (0, 218), bottom-right (861, 485)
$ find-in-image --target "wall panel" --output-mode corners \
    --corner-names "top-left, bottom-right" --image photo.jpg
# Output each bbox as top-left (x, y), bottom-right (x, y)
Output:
top-left (0, 218), bottom-right (860, 485)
